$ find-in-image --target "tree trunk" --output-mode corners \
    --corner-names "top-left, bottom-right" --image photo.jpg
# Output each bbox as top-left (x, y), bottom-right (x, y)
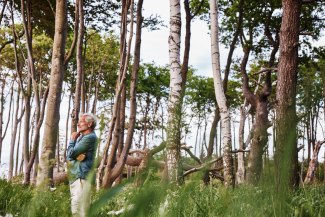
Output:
top-left (165, 0), bottom-right (183, 184)
top-left (207, 107), bottom-right (220, 158)
top-left (209, 0), bottom-right (233, 187)
top-left (8, 87), bottom-right (23, 181)
top-left (71, 0), bottom-right (84, 132)
top-left (24, 88), bottom-right (49, 184)
top-left (0, 80), bottom-right (5, 161)
top-left (275, 0), bottom-right (301, 191)
top-left (304, 141), bottom-right (325, 184)
top-left (36, 0), bottom-right (67, 187)
top-left (100, 0), bottom-right (134, 188)
top-left (64, 93), bottom-right (71, 163)
top-left (15, 113), bottom-right (23, 177)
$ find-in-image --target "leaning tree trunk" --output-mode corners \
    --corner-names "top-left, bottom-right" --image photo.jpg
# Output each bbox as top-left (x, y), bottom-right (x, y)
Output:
top-left (209, 0), bottom-right (233, 187)
top-left (304, 140), bottom-right (325, 184)
top-left (36, 0), bottom-right (67, 187)
top-left (165, 0), bottom-right (183, 184)
top-left (274, 0), bottom-right (301, 191)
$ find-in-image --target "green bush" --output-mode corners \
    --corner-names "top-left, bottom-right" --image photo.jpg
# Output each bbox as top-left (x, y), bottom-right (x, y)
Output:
top-left (0, 179), bottom-right (32, 216)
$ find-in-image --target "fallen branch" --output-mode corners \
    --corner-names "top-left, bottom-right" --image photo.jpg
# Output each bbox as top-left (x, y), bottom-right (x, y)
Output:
top-left (182, 156), bottom-right (222, 177)
top-left (231, 149), bottom-right (250, 154)
top-left (181, 144), bottom-right (202, 164)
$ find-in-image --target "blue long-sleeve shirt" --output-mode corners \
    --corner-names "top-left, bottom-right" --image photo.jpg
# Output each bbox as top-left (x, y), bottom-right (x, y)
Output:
top-left (67, 131), bottom-right (98, 183)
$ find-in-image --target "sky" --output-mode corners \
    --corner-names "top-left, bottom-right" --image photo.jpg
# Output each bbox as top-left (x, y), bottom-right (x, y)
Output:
top-left (141, 1), bottom-right (216, 77)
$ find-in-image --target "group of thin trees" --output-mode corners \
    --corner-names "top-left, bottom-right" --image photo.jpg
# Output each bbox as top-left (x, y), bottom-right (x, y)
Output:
top-left (0, 0), bottom-right (325, 191)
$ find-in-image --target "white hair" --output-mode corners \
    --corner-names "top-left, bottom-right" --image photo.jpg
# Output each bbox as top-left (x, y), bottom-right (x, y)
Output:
top-left (80, 113), bottom-right (97, 129)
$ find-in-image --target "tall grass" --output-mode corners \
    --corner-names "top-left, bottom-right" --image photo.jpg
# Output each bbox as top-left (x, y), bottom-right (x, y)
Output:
top-left (1, 176), bottom-right (325, 217)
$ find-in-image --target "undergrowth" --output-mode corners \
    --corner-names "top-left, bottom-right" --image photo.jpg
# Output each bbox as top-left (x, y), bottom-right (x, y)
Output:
top-left (1, 177), bottom-right (325, 217)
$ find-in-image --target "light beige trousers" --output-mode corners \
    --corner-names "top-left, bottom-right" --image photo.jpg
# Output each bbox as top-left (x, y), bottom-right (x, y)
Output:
top-left (70, 178), bottom-right (91, 217)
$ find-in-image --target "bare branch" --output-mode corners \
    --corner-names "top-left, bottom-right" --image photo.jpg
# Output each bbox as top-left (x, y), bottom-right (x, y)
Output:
top-left (181, 144), bottom-right (202, 164)
top-left (231, 149), bottom-right (250, 154)
top-left (182, 157), bottom-right (222, 177)
top-left (254, 68), bottom-right (278, 75)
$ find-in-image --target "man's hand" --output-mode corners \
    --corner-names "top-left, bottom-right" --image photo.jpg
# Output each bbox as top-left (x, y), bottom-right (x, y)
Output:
top-left (76, 153), bottom-right (86, 161)
top-left (71, 132), bottom-right (80, 141)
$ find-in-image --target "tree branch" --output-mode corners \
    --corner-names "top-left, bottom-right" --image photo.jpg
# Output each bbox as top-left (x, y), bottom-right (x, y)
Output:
top-left (254, 68), bottom-right (278, 75)
top-left (181, 144), bottom-right (202, 164)
top-left (182, 157), bottom-right (222, 177)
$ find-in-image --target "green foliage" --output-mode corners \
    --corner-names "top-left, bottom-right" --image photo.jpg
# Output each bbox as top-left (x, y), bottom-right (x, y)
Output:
top-left (2, 177), bottom-right (325, 217)
top-left (27, 185), bottom-right (71, 217)
top-left (0, 179), bottom-right (32, 216)
top-left (291, 186), bottom-right (325, 217)
top-left (65, 31), bottom-right (120, 100)
top-left (137, 63), bottom-right (170, 98)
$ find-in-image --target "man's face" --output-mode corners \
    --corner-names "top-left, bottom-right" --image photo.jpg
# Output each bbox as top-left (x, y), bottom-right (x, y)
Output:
top-left (77, 115), bottom-right (91, 133)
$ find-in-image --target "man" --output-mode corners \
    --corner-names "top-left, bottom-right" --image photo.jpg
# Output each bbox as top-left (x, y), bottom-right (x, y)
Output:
top-left (67, 113), bottom-right (98, 217)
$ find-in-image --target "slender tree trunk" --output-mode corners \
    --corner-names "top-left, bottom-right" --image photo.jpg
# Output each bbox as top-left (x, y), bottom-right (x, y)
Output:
top-left (32, 150), bottom-right (39, 185)
top-left (91, 79), bottom-right (99, 114)
top-left (0, 0), bottom-right (8, 25)
top-left (15, 111), bottom-right (23, 177)
top-left (0, 80), bottom-right (4, 164)
top-left (36, 0), bottom-right (67, 187)
top-left (8, 86), bottom-right (23, 181)
top-left (210, 0), bottom-right (233, 187)
top-left (143, 93), bottom-right (150, 149)
top-left (223, 0), bottom-right (243, 92)
top-left (64, 93), bottom-right (71, 163)
top-left (56, 132), bottom-right (60, 172)
top-left (71, 0), bottom-right (84, 132)
top-left (100, 0), bottom-right (133, 188)
top-left (24, 88), bottom-right (49, 184)
top-left (207, 107), bottom-right (220, 158)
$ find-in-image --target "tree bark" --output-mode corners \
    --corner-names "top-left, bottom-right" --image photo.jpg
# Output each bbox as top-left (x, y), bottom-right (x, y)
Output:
top-left (36, 0), bottom-right (67, 187)
top-left (71, 0), bottom-right (84, 132)
top-left (209, 0), bottom-right (234, 187)
top-left (275, 0), bottom-right (301, 191)
top-left (100, 0), bottom-right (134, 188)
top-left (207, 107), bottom-right (220, 158)
top-left (304, 141), bottom-right (325, 184)
top-left (165, 0), bottom-right (183, 184)
top-left (8, 86), bottom-right (23, 181)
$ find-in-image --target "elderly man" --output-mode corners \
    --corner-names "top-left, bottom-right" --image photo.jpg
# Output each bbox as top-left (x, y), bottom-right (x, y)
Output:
top-left (67, 113), bottom-right (98, 217)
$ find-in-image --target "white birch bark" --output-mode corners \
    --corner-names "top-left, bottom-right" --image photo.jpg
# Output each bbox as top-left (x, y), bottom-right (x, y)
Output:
top-left (165, 0), bottom-right (182, 183)
top-left (209, 0), bottom-right (233, 186)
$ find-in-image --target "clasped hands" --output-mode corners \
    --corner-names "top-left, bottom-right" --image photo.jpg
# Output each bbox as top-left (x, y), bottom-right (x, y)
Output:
top-left (71, 131), bottom-right (86, 162)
